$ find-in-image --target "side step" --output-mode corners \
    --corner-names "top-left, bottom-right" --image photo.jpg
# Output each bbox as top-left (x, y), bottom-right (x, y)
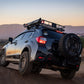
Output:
top-left (6, 58), bottom-right (20, 62)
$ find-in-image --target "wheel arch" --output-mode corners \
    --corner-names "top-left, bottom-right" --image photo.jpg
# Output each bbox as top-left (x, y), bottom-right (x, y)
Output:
top-left (21, 45), bottom-right (31, 60)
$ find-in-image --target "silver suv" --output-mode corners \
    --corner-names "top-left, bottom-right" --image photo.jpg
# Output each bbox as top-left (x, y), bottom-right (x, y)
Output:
top-left (0, 18), bottom-right (82, 79)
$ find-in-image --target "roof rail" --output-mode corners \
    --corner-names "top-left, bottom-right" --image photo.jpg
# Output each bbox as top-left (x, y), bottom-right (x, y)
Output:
top-left (24, 18), bottom-right (65, 31)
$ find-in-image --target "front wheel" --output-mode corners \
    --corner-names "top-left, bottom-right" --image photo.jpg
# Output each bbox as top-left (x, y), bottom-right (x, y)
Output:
top-left (60, 70), bottom-right (76, 80)
top-left (0, 54), bottom-right (9, 67)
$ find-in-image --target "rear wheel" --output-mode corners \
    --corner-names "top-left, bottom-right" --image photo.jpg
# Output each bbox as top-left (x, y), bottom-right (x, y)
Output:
top-left (31, 63), bottom-right (42, 74)
top-left (19, 51), bottom-right (32, 75)
top-left (60, 70), bottom-right (76, 79)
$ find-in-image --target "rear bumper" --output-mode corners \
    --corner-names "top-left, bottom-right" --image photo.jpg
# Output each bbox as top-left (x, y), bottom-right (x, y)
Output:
top-left (34, 45), bottom-right (81, 71)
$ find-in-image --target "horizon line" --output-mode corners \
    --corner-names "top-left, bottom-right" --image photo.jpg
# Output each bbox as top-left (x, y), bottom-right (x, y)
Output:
top-left (0, 23), bottom-right (84, 27)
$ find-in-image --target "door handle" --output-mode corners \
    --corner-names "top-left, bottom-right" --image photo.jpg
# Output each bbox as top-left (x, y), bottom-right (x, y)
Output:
top-left (12, 40), bottom-right (17, 45)
top-left (25, 40), bottom-right (28, 43)
top-left (13, 42), bottom-right (17, 45)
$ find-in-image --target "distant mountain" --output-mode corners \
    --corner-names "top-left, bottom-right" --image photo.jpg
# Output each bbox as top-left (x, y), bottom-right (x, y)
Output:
top-left (65, 26), bottom-right (84, 34)
top-left (0, 24), bottom-right (25, 39)
top-left (0, 24), bottom-right (84, 39)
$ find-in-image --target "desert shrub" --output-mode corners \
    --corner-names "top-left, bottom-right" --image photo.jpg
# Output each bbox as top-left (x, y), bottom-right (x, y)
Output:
top-left (0, 39), bottom-right (8, 47)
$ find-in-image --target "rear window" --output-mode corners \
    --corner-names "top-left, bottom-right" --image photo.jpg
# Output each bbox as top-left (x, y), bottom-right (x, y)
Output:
top-left (42, 29), bottom-right (63, 40)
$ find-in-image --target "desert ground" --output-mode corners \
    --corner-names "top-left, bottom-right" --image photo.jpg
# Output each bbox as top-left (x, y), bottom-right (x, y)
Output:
top-left (0, 62), bottom-right (84, 84)
top-left (0, 42), bottom-right (84, 84)
top-left (0, 51), bottom-right (84, 84)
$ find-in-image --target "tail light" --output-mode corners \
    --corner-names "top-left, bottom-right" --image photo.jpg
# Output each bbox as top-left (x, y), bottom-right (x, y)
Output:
top-left (36, 36), bottom-right (47, 44)
top-left (76, 65), bottom-right (79, 68)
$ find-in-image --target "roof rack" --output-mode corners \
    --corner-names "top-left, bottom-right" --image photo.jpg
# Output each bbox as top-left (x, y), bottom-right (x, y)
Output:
top-left (24, 18), bottom-right (65, 31)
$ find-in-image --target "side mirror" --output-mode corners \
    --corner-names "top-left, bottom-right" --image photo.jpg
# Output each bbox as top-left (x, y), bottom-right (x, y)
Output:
top-left (9, 37), bottom-right (13, 43)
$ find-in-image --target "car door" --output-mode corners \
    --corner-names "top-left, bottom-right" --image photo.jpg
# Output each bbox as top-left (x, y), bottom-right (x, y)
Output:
top-left (15, 32), bottom-right (33, 55)
top-left (17, 31), bottom-right (33, 53)
top-left (6, 33), bottom-right (25, 56)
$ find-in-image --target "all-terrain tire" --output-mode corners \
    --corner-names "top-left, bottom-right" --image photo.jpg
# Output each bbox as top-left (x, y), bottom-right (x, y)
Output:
top-left (19, 51), bottom-right (32, 75)
top-left (59, 33), bottom-right (82, 57)
top-left (31, 63), bottom-right (42, 74)
top-left (60, 70), bottom-right (76, 80)
top-left (0, 50), bottom-right (9, 67)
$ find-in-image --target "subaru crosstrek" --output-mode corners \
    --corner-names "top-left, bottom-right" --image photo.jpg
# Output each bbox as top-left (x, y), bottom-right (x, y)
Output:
top-left (0, 18), bottom-right (82, 79)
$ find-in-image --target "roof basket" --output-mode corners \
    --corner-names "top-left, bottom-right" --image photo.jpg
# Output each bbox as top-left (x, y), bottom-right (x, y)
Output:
top-left (24, 18), bottom-right (65, 31)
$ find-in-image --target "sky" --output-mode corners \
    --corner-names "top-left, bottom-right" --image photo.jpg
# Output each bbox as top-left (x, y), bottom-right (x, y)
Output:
top-left (0, 0), bottom-right (84, 26)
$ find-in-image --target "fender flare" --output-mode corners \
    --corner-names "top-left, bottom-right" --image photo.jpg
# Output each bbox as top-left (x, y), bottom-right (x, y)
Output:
top-left (21, 45), bottom-right (31, 61)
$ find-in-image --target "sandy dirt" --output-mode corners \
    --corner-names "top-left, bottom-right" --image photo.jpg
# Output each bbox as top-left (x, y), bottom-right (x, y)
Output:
top-left (0, 62), bottom-right (84, 84)
top-left (81, 48), bottom-right (84, 57)
top-left (0, 48), bottom-right (84, 84)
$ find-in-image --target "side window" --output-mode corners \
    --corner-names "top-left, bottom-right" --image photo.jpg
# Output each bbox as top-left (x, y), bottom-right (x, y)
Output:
top-left (33, 31), bottom-right (38, 37)
top-left (13, 33), bottom-right (25, 42)
top-left (23, 32), bottom-right (32, 39)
